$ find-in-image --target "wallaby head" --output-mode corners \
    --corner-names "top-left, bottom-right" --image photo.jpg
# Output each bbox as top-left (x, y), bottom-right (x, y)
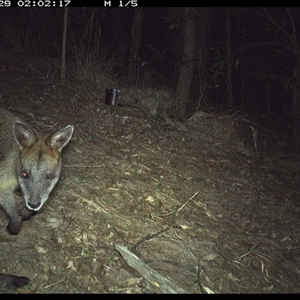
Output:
top-left (13, 121), bottom-right (74, 211)
top-left (0, 107), bottom-right (74, 235)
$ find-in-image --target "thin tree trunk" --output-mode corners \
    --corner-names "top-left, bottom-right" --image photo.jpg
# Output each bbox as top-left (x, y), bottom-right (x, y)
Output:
top-left (128, 7), bottom-right (143, 85)
top-left (225, 7), bottom-right (233, 107)
top-left (292, 79), bottom-right (300, 147)
top-left (61, 7), bottom-right (68, 80)
top-left (173, 7), bottom-right (196, 121)
top-left (195, 7), bottom-right (211, 111)
top-left (167, 7), bottom-right (184, 86)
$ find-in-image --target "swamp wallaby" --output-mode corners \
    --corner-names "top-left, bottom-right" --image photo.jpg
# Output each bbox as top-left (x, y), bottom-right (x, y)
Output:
top-left (0, 108), bottom-right (74, 234)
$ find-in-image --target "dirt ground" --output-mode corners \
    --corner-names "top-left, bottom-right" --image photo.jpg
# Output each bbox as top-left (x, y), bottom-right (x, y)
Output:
top-left (0, 66), bottom-right (300, 294)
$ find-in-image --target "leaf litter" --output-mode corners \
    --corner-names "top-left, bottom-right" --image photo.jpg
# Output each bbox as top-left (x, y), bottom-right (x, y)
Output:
top-left (0, 67), bottom-right (300, 293)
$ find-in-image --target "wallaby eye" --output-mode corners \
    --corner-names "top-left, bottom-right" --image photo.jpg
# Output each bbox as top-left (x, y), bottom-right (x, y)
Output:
top-left (21, 171), bottom-right (29, 178)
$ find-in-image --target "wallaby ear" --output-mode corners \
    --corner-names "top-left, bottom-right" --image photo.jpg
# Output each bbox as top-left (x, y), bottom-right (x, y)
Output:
top-left (13, 121), bottom-right (36, 149)
top-left (50, 125), bottom-right (74, 152)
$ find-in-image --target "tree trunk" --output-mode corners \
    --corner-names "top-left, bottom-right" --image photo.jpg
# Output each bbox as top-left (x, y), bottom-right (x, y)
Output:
top-left (167, 7), bottom-right (184, 86)
top-left (225, 7), bottom-right (233, 107)
top-left (173, 7), bottom-right (196, 121)
top-left (194, 7), bottom-right (212, 111)
top-left (128, 7), bottom-right (143, 85)
top-left (291, 40), bottom-right (300, 147)
top-left (292, 77), bottom-right (300, 148)
top-left (61, 7), bottom-right (68, 80)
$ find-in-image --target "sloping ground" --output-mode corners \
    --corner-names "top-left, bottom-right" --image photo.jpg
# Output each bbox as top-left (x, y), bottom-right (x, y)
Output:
top-left (0, 66), bottom-right (300, 293)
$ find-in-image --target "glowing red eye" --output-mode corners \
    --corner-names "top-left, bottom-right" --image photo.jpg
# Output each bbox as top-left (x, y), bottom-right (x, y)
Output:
top-left (21, 171), bottom-right (28, 178)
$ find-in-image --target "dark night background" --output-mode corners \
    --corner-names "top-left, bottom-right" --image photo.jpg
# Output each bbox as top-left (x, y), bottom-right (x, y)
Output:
top-left (1, 7), bottom-right (300, 293)
top-left (0, 7), bottom-right (299, 145)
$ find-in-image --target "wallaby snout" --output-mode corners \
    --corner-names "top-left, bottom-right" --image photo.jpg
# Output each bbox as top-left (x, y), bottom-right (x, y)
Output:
top-left (27, 201), bottom-right (41, 210)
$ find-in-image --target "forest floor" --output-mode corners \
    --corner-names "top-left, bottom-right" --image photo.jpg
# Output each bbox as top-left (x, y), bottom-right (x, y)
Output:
top-left (0, 66), bottom-right (300, 294)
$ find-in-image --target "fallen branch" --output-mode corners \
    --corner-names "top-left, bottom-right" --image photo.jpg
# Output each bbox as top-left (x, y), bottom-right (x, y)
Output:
top-left (115, 243), bottom-right (187, 294)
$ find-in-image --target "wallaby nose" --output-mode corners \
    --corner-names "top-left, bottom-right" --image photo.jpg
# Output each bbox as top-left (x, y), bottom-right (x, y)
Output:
top-left (28, 202), bottom-right (41, 210)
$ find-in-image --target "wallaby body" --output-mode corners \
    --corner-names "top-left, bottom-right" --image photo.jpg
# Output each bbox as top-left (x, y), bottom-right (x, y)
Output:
top-left (0, 108), bottom-right (74, 234)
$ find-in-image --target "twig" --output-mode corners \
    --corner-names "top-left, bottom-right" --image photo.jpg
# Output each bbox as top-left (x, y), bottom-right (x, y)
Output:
top-left (177, 191), bottom-right (200, 214)
top-left (237, 242), bottom-right (261, 260)
top-left (131, 228), bottom-right (169, 254)
top-left (63, 165), bottom-right (104, 168)
top-left (159, 190), bottom-right (200, 217)
top-left (250, 125), bottom-right (258, 149)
